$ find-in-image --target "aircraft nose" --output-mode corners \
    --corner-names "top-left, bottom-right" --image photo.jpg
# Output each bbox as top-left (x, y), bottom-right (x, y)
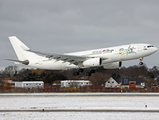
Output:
top-left (154, 47), bottom-right (158, 52)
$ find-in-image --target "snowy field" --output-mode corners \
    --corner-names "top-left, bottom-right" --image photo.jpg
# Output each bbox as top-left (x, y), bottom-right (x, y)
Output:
top-left (0, 93), bottom-right (159, 120)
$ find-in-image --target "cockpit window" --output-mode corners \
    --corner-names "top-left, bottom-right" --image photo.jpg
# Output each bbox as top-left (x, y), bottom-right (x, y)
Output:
top-left (147, 45), bottom-right (154, 48)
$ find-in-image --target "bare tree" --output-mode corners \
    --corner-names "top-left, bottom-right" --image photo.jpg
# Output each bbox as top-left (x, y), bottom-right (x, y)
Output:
top-left (3, 65), bottom-right (18, 77)
top-left (89, 71), bottom-right (111, 85)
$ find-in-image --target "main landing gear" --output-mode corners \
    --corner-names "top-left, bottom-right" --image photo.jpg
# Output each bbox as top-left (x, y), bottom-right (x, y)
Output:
top-left (86, 69), bottom-right (96, 76)
top-left (74, 69), bottom-right (96, 76)
top-left (74, 68), bottom-right (83, 76)
top-left (139, 57), bottom-right (144, 65)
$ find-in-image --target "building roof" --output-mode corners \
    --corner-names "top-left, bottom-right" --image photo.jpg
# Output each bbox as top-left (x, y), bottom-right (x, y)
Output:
top-left (106, 77), bottom-right (118, 83)
top-left (61, 80), bottom-right (90, 83)
top-left (118, 78), bottom-right (144, 85)
top-left (15, 81), bottom-right (44, 83)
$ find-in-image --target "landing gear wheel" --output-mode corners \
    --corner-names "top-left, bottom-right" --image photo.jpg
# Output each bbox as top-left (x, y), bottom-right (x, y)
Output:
top-left (139, 62), bottom-right (143, 65)
top-left (86, 69), bottom-right (96, 76)
top-left (78, 68), bottom-right (84, 73)
top-left (90, 70), bottom-right (95, 73)
top-left (73, 68), bottom-right (84, 76)
top-left (86, 72), bottom-right (91, 76)
top-left (73, 72), bottom-right (79, 76)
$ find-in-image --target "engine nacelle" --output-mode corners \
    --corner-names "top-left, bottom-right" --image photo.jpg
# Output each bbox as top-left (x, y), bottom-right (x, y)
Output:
top-left (103, 61), bottom-right (122, 69)
top-left (83, 58), bottom-right (102, 67)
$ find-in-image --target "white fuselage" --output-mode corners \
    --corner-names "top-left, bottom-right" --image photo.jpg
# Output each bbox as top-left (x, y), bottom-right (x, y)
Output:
top-left (28, 43), bottom-right (158, 70)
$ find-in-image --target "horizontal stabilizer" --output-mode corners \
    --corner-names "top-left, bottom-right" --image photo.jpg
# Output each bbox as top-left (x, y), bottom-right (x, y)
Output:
top-left (4, 59), bottom-right (29, 65)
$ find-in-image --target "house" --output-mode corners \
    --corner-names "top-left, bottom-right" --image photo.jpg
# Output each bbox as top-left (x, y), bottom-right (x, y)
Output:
top-left (61, 80), bottom-right (92, 88)
top-left (14, 81), bottom-right (44, 88)
top-left (105, 77), bottom-right (118, 88)
top-left (118, 78), bottom-right (145, 88)
top-left (3, 78), bottom-right (14, 89)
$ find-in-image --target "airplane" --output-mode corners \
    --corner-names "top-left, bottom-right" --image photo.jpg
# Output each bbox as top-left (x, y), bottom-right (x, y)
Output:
top-left (6, 36), bottom-right (158, 76)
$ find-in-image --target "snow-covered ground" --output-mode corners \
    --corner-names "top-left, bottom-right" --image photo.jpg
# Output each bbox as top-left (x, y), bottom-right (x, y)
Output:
top-left (0, 93), bottom-right (159, 120)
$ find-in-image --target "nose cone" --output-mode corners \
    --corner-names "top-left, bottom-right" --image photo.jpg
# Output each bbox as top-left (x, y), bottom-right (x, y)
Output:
top-left (154, 47), bottom-right (158, 52)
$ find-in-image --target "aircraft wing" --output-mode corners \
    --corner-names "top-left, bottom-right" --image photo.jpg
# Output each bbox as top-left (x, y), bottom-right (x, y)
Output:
top-left (27, 50), bottom-right (90, 66)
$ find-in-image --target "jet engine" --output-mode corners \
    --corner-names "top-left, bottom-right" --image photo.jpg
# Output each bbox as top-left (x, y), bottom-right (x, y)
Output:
top-left (103, 61), bottom-right (122, 69)
top-left (83, 58), bottom-right (102, 67)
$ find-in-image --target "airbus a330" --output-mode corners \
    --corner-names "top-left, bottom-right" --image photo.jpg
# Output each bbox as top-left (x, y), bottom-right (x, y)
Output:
top-left (6, 36), bottom-right (158, 76)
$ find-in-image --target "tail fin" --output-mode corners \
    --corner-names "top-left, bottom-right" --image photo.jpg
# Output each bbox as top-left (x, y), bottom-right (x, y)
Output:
top-left (9, 36), bottom-right (39, 61)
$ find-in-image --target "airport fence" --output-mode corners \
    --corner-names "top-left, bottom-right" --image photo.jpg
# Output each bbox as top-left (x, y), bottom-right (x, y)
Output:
top-left (0, 87), bottom-right (159, 93)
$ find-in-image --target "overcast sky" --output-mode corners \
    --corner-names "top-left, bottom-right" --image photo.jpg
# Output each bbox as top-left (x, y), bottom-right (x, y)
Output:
top-left (0, 0), bottom-right (159, 70)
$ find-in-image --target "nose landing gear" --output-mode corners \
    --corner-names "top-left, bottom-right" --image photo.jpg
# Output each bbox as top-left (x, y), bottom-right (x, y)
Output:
top-left (139, 57), bottom-right (144, 65)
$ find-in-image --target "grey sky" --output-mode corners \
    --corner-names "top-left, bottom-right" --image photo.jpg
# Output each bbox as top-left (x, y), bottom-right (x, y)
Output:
top-left (0, 0), bottom-right (159, 70)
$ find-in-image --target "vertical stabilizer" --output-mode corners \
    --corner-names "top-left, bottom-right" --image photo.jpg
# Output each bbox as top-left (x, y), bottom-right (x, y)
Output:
top-left (9, 36), bottom-right (40, 61)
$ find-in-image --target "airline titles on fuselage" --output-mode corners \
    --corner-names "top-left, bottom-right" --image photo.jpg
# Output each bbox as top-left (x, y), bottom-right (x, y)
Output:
top-left (92, 49), bottom-right (114, 55)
